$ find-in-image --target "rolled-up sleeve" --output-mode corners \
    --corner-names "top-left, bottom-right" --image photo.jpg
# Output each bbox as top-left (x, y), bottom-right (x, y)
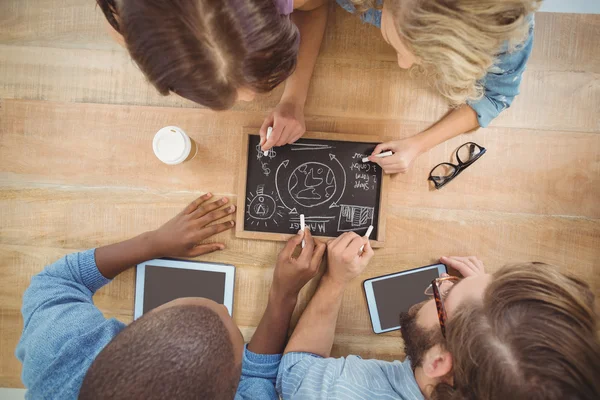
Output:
top-left (235, 346), bottom-right (282, 399)
top-left (277, 352), bottom-right (346, 399)
top-left (469, 16), bottom-right (535, 127)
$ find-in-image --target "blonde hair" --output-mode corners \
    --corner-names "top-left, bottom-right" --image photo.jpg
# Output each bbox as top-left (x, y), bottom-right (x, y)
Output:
top-left (351, 0), bottom-right (541, 104)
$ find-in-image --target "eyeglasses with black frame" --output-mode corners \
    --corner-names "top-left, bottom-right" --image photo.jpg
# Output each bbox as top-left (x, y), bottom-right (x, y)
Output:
top-left (424, 276), bottom-right (461, 338)
top-left (428, 142), bottom-right (486, 189)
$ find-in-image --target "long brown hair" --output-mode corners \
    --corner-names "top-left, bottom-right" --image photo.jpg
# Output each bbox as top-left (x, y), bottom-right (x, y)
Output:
top-left (96, 0), bottom-right (299, 110)
top-left (433, 263), bottom-right (600, 400)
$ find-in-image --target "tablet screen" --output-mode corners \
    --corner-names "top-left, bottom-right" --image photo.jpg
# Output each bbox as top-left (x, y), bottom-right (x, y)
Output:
top-left (142, 265), bottom-right (227, 314)
top-left (372, 267), bottom-right (441, 330)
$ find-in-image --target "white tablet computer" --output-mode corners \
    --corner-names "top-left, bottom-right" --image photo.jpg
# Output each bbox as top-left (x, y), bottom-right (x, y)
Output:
top-left (134, 258), bottom-right (235, 320)
top-left (363, 263), bottom-right (446, 333)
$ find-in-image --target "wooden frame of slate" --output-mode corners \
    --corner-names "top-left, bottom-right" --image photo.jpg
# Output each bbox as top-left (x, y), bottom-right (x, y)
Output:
top-left (236, 128), bottom-right (389, 248)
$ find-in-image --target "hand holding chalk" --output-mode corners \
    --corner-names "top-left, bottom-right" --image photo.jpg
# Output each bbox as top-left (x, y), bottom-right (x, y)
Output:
top-left (362, 151), bottom-right (393, 163)
top-left (264, 127), bottom-right (273, 156)
top-left (325, 231), bottom-right (374, 286)
top-left (369, 139), bottom-right (423, 174)
top-left (274, 228), bottom-right (326, 297)
top-left (359, 225), bottom-right (374, 252)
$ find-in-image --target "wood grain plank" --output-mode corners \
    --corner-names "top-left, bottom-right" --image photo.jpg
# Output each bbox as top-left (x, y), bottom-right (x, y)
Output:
top-left (529, 13), bottom-right (600, 73)
top-left (0, 0), bottom-right (117, 51)
top-left (1, 187), bottom-right (598, 299)
top-left (1, 100), bottom-right (598, 218)
top-left (3, 185), bottom-right (598, 286)
top-left (1, 43), bottom-right (598, 132)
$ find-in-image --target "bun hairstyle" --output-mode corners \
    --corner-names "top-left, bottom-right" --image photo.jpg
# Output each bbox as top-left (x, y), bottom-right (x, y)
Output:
top-left (97, 0), bottom-right (299, 110)
top-left (351, 0), bottom-right (541, 105)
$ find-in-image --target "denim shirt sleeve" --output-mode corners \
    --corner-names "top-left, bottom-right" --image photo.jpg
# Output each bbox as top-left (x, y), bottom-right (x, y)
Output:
top-left (16, 250), bottom-right (125, 399)
top-left (235, 345), bottom-right (282, 400)
top-left (469, 16), bottom-right (535, 127)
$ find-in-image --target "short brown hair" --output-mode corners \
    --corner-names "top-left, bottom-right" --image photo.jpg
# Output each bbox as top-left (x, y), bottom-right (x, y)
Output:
top-left (79, 305), bottom-right (240, 400)
top-left (97, 0), bottom-right (299, 110)
top-left (433, 263), bottom-right (600, 400)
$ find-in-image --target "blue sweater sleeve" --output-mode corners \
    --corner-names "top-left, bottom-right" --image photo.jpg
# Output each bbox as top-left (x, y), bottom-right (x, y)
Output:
top-left (469, 16), bottom-right (535, 127)
top-left (235, 345), bottom-right (282, 399)
top-left (16, 250), bottom-right (125, 399)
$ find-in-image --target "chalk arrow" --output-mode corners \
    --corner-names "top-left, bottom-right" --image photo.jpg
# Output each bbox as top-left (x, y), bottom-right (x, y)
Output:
top-left (275, 160), bottom-right (293, 211)
top-left (328, 154), bottom-right (346, 208)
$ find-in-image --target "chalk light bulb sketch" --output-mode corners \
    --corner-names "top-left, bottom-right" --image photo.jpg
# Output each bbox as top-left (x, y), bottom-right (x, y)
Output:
top-left (246, 185), bottom-right (286, 227)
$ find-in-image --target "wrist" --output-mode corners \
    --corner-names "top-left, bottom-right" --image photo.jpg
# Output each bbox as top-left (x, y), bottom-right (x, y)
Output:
top-left (411, 130), bottom-right (434, 154)
top-left (280, 92), bottom-right (306, 109)
top-left (142, 231), bottom-right (166, 259)
top-left (268, 287), bottom-right (298, 309)
top-left (320, 274), bottom-right (348, 294)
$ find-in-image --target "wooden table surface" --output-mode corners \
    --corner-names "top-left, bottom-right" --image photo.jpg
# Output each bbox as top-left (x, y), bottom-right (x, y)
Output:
top-left (1, 1), bottom-right (599, 388)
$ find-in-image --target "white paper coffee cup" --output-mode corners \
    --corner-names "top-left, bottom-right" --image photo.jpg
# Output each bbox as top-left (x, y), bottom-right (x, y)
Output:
top-left (153, 126), bottom-right (197, 165)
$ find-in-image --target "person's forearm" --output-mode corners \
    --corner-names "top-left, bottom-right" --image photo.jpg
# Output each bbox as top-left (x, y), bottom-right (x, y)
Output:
top-left (95, 231), bottom-right (161, 279)
top-left (247, 289), bottom-right (298, 354)
top-left (284, 276), bottom-right (345, 357)
top-left (415, 105), bottom-right (480, 153)
top-left (281, 4), bottom-right (328, 105)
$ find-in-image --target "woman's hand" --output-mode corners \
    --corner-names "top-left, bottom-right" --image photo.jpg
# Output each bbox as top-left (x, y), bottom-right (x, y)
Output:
top-left (368, 136), bottom-right (424, 174)
top-left (259, 101), bottom-right (306, 152)
top-left (151, 193), bottom-right (236, 258)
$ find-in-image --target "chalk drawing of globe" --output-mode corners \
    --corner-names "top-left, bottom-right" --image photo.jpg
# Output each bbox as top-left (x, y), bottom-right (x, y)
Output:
top-left (288, 162), bottom-right (336, 208)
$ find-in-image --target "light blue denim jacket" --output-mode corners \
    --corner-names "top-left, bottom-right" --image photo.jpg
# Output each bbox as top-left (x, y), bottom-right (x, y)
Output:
top-left (335, 0), bottom-right (535, 127)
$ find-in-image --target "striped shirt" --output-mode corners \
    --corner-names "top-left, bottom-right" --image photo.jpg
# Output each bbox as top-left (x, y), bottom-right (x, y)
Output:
top-left (277, 352), bottom-right (424, 400)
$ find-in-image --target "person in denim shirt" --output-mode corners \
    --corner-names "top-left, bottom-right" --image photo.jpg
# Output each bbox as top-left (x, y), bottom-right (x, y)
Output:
top-left (16, 193), bottom-right (326, 399)
top-left (335, 0), bottom-right (540, 174)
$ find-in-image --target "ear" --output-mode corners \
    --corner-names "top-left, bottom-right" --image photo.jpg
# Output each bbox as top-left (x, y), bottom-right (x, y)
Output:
top-left (422, 345), bottom-right (453, 379)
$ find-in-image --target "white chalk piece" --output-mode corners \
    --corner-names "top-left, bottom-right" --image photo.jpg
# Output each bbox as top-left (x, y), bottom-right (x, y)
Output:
top-left (362, 151), bottom-right (394, 163)
top-left (264, 127), bottom-right (273, 156)
top-left (359, 225), bottom-right (374, 252)
top-left (300, 214), bottom-right (306, 248)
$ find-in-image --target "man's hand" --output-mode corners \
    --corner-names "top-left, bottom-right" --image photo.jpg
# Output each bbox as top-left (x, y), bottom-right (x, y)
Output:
top-left (259, 101), bottom-right (306, 152)
top-left (151, 193), bottom-right (236, 258)
top-left (368, 136), bottom-right (424, 174)
top-left (272, 228), bottom-right (326, 299)
top-left (440, 256), bottom-right (486, 277)
top-left (325, 232), bottom-right (374, 287)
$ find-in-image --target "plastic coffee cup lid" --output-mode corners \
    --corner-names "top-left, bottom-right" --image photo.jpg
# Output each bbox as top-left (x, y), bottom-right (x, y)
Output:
top-left (153, 126), bottom-right (192, 165)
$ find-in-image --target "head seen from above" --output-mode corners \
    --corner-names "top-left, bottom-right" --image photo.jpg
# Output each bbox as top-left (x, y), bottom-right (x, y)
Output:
top-left (79, 297), bottom-right (245, 400)
top-left (375, 0), bottom-right (541, 105)
top-left (97, 0), bottom-right (299, 110)
top-left (399, 262), bottom-right (600, 400)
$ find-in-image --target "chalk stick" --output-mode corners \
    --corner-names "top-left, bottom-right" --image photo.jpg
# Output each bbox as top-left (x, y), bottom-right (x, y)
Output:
top-left (300, 214), bottom-right (305, 248)
top-left (362, 151), bottom-right (393, 163)
top-left (264, 127), bottom-right (273, 156)
top-left (359, 225), bottom-right (374, 252)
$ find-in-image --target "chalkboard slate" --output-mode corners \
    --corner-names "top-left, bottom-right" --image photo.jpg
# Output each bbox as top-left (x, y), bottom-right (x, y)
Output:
top-left (237, 131), bottom-right (387, 244)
